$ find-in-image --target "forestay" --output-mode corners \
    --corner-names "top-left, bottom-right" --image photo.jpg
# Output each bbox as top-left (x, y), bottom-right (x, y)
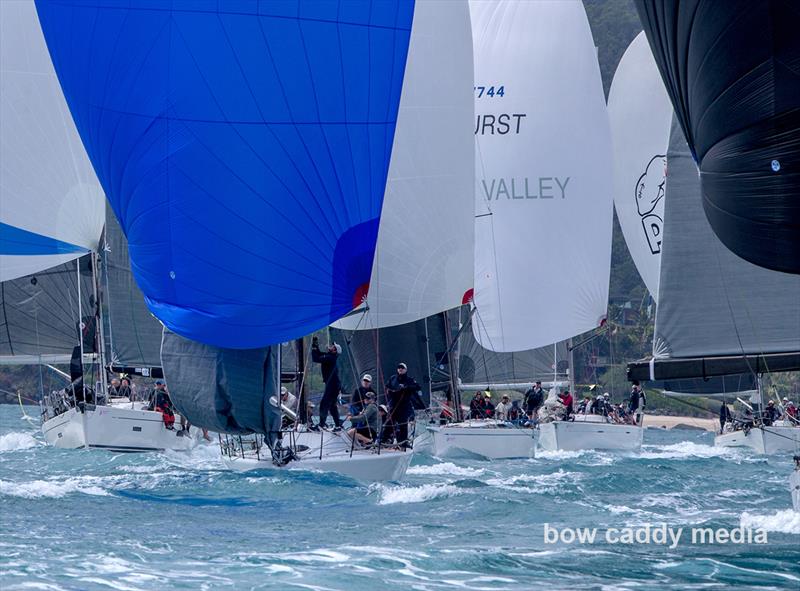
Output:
top-left (0, 0), bottom-right (104, 281)
top-left (607, 32), bottom-right (673, 301)
top-left (333, 0), bottom-right (474, 331)
top-left (36, 0), bottom-right (416, 348)
top-left (470, 0), bottom-right (613, 352)
top-left (654, 119), bottom-right (800, 359)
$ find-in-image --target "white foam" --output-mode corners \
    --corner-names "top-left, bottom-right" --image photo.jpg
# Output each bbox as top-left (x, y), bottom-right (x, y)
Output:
top-left (486, 468), bottom-right (580, 490)
top-left (407, 462), bottom-right (485, 477)
top-left (639, 441), bottom-right (737, 460)
top-left (0, 431), bottom-right (40, 452)
top-left (0, 478), bottom-right (109, 499)
top-left (376, 482), bottom-right (461, 505)
top-left (740, 509), bottom-right (800, 534)
top-left (534, 449), bottom-right (591, 461)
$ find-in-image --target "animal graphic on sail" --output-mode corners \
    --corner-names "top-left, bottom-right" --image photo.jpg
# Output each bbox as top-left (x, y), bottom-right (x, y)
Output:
top-left (634, 154), bottom-right (666, 255)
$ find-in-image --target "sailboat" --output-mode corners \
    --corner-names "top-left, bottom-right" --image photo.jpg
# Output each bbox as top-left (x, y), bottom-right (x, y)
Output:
top-left (1, 0), bottom-right (190, 453)
top-left (430, 0), bottom-right (627, 456)
top-left (33, 0), bottom-right (479, 480)
top-left (628, 1), bottom-right (800, 455)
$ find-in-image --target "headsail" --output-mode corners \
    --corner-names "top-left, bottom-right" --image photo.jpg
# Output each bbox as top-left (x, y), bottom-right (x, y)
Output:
top-left (332, 0), bottom-right (474, 331)
top-left (635, 0), bottom-right (800, 274)
top-left (0, 0), bottom-right (104, 281)
top-left (36, 0), bottom-right (417, 348)
top-left (607, 32), bottom-right (673, 301)
top-left (470, 0), bottom-right (613, 352)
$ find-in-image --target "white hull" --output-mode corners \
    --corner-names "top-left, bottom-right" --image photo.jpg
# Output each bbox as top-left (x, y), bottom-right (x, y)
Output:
top-left (222, 430), bottom-right (412, 482)
top-left (223, 449), bottom-right (412, 482)
top-left (714, 424), bottom-right (800, 455)
top-left (428, 421), bottom-right (536, 459)
top-left (411, 423), bottom-right (434, 454)
top-left (791, 468), bottom-right (800, 512)
top-left (537, 416), bottom-right (643, 452)
top-left (41, 405), bottom-right (193, 452)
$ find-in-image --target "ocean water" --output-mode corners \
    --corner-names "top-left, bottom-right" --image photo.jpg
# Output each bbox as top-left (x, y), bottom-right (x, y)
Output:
top-left (1, 405), bottom-right (798, 591)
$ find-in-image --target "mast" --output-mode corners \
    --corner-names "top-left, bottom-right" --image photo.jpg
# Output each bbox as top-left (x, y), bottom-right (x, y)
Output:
top-left (296, 336), bottom-right (306, 425)
top-left (91, 246), bottom-right (108, 402)
top-left (568, 338), bottom-right (575, 396)
top-left (443, 309), bottom-right (463, 422)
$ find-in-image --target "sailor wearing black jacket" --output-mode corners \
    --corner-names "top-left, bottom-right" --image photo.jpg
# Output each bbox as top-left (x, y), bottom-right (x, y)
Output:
top-left (311, 336), bottom-right (343, 430)
top-left (384, 362), bottom-right (420, 449)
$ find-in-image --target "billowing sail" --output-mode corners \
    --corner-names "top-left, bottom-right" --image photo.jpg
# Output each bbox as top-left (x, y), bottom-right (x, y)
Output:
top-left (654, 119), bottom-right (800, 359)
top-left (608, 32), bottom-right (673, 301)
top-left (635, 0), bottom-right (800, 275)
top-left (470, 0), bottom-right (613, 352)
top-left (104, 207), bottom-right (163, 368)
top-left (332, 0), bottom-right (474, 332)
top-left (0, 0), bottom-right (104, 281)
top-left (35, 0), bottom-right (416, 348)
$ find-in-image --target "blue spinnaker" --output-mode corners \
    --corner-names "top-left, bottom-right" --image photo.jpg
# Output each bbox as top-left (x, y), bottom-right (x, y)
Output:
top-left (35, 0), bottom-right (415, 347)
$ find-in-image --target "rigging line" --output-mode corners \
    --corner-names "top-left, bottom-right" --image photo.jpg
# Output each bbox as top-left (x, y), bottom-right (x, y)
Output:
top-left (710, 236), bottom-right (760, 380)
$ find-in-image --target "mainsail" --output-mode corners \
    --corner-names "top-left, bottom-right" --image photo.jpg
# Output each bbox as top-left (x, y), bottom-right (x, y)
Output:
top-left (36, 0), bottom-right (417, 348)
top-left (470, 0), bottom-right (613, 352)
top-left (607, 31), bottom-right (673, 301)
top-left (0, 258), bottom-right (95, 364)
top-left (0, 0), bottom-right (104, 281)
top-left (332, 0), bottom-right (474, 331)
top-left (635, 0), bottom-right (800, 275)
top-left (104, 207), bottom-right (163, 368)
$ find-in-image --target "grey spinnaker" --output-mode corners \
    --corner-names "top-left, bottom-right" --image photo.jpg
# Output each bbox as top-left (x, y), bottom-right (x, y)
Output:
top-left (160, 328), bottom-right (281, 439)
top-left (653, 117), bottom-right (800, 359)
top-left (103, 206), bottom-right (163, 367)
top-left (0, 256), bottom-right (94, 360)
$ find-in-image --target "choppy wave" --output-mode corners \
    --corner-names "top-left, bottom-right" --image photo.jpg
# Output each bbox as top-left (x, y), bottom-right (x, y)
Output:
top-left (374, 482), bottom-right (461, 505)
top-left (407, 462), bottom-right (486, 477)
top-left (740, 509), bottom-right (800, 534)
top-left (638, 441), bottom-right (739, 460)
top-left (0, 431), bottom-right (40, 452)
top-left (0, 477), bottom-right (109, 499)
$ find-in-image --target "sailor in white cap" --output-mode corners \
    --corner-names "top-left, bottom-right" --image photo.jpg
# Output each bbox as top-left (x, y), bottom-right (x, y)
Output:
top-left (350, 372), bottom-right (376, 419)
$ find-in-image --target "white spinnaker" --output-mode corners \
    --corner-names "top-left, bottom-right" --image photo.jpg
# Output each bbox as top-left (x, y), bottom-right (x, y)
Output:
top-left (608, 32), bottom-right (673, 302)
top-left (470, 0), bottom-right (613, 352)
top-left (332, 0), bottom-right (474, 331)
top-left (0, 0), bottom-right (104, 281)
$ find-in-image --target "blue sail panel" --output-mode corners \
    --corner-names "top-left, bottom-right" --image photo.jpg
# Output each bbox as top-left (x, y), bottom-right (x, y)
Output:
top-left (35, 0), bottom-right (415, 347)
top-left (0, 222), bottom-right (87, 256)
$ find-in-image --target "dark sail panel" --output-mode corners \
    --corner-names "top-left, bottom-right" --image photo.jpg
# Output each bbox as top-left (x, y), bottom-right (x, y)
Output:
top-left (332, 315), bottom-right (448, 400)
top-left (104, 207), bottom-right (163, 367)
top-left (0, 257), bottom-right (94, 360)
top-left (161, 329), bottom-right (280, 436)
top-left (635, 0), bottom-right (800, 274)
